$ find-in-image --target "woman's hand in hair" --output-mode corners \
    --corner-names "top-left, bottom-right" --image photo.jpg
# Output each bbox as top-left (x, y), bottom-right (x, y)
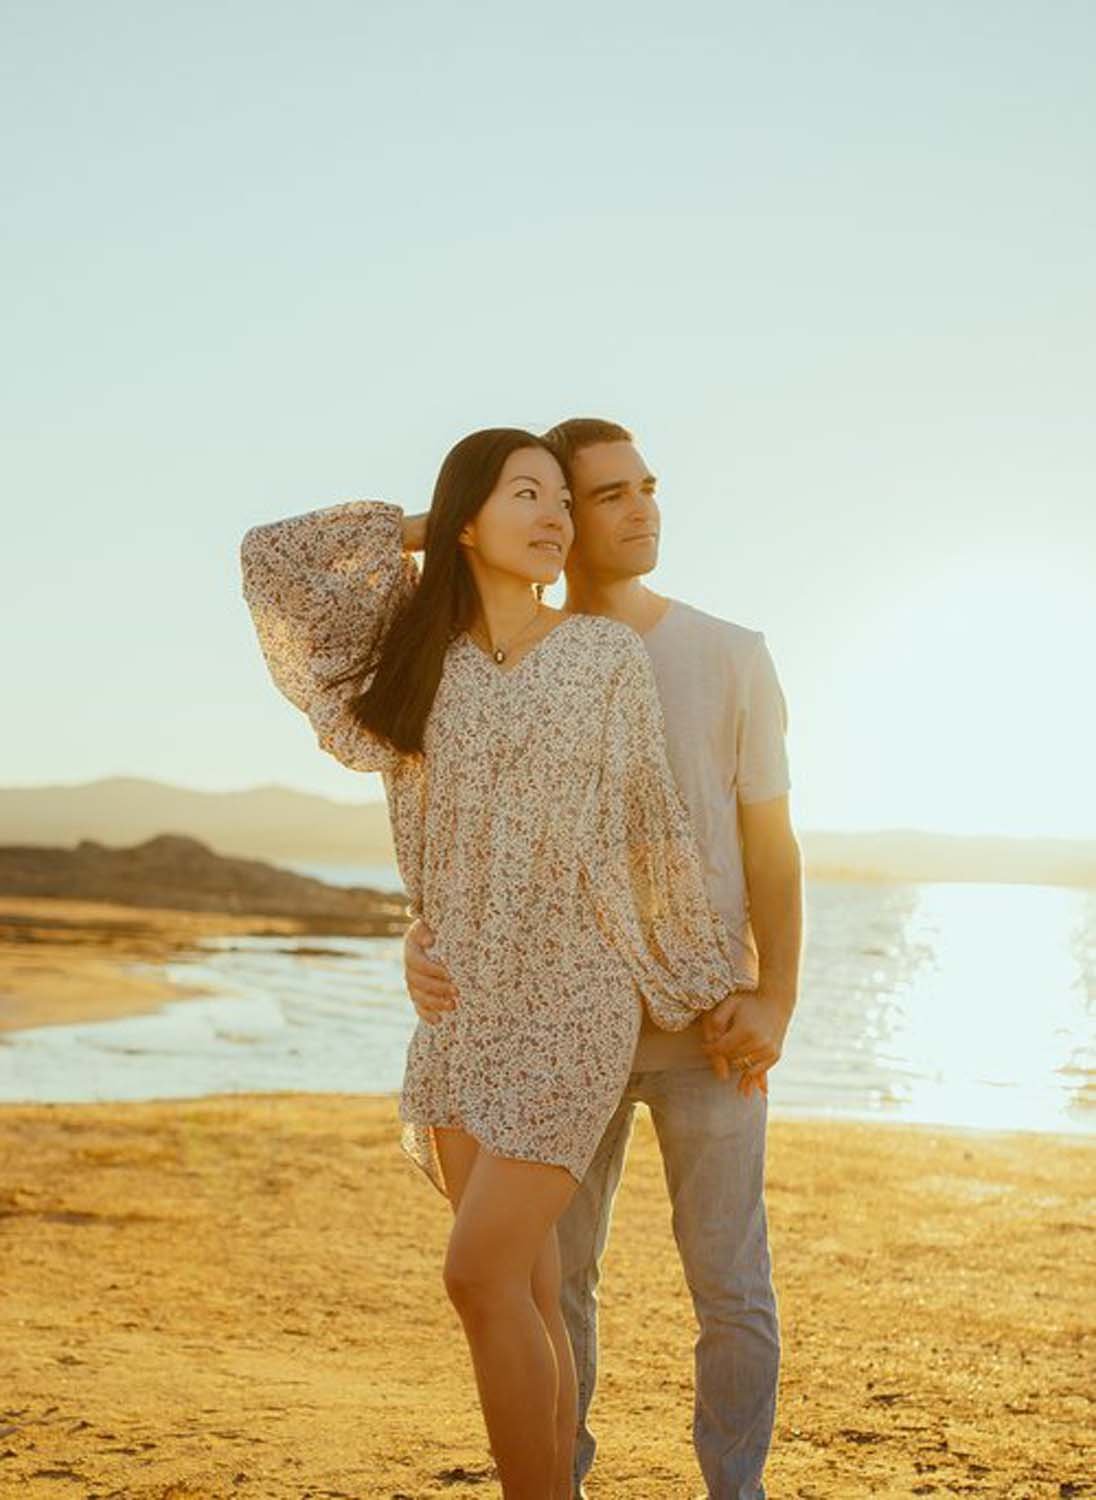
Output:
top-left (401, 511), bottom-right (430, 552)
top-left (403, 919), bottom-right (458, 1023)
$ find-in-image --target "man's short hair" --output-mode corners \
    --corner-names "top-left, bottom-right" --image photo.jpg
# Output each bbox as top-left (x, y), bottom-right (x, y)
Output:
top-left (541, 417), bottom-right (633, 474)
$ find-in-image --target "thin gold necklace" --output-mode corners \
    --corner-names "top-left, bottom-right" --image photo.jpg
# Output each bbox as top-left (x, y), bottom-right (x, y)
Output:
top-left (476, 600), bottom-right (544, 664)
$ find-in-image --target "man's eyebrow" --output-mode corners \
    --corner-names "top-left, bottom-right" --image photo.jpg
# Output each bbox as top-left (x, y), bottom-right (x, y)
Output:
top-left (587, 474), bottom-right (658, 497)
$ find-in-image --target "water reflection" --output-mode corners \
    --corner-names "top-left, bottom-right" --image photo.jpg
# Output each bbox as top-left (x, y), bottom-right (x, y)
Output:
top-left (1, 880), bottom-right (1092, 1135)
top-left (780, 881), bottom-right (1094, 1132)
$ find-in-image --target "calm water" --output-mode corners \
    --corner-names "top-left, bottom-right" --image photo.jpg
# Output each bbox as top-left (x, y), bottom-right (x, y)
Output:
top-left (1, 866), bottom-right (1092, 1136)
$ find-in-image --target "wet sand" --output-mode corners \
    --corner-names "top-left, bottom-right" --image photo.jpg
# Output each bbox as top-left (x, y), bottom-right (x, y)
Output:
top-left (0, 897), bottom-right (305, 1034)
top-left (0, 898), bottom-right (1092, 1497)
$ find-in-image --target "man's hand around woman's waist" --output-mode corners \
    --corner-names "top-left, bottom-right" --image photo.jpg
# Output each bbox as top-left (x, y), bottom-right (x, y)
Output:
top-left (403, 918), bottom-right (459, 1023)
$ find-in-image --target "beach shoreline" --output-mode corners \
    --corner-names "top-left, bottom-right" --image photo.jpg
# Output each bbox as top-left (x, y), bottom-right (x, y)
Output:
top-left (0, 896), bottom-right (311, 1035)
top-left (4, 896), bottom-right (1090, 1141)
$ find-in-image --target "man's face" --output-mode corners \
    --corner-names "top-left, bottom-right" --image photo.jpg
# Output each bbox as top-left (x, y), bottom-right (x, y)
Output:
top-left (567, 441), bottom-right (660, 579)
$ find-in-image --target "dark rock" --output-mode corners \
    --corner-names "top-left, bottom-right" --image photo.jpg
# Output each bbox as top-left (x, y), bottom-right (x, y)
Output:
top-left (0, 835), bottom-right (408, 936)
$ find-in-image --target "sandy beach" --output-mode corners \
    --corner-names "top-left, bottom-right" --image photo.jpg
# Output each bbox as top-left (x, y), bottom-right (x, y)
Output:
top-left (0, 900), bottom-right (1092, 1498)
top-left (2, 1097), bottom-right (1091, 1499)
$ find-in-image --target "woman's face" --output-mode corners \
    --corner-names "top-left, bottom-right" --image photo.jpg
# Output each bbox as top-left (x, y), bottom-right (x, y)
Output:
top-left (458, 446), bottom-right (574, 584)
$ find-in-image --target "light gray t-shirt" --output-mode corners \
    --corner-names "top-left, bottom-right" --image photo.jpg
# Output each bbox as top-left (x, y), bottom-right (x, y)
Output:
top-left (630, 598), bottom-right (792, 1071)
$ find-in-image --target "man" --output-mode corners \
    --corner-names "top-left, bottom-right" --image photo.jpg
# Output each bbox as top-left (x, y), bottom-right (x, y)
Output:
top-left (403, 418), bottom-right (803, 1499)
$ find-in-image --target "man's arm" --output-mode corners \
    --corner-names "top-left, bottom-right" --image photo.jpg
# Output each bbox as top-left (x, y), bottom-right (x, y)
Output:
top-left (701, 794), bottom-right (803, 1090)
top-left (741, 793), bottom-right (802, 1018)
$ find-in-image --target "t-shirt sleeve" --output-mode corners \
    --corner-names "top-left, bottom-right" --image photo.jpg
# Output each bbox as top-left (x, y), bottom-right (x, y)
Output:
top-left (736, 632), bottom-right (792, 805)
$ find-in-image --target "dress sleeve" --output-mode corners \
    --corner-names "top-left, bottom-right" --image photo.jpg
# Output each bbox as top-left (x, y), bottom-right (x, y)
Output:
top-left (239, 499), bottom-right (419, 774)
top-left (581, 637), bottom-right (757, 1031)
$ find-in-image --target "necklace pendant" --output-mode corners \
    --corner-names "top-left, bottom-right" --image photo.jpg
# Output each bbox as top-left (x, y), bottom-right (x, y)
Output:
top-left (493, 647), bottom-right (506, 664)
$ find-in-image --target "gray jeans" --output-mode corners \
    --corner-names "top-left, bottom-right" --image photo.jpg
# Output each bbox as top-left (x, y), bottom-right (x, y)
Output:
top-left (557, 1064), bottom-right (779, 1499)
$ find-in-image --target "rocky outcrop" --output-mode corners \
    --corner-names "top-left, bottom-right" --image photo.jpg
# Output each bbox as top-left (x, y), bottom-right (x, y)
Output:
top-left (0, 835), bottom-right (409, 936)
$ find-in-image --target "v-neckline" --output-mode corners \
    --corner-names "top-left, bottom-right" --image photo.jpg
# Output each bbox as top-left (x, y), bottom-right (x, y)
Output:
top-left (459, 612), bottom-right (582, 679)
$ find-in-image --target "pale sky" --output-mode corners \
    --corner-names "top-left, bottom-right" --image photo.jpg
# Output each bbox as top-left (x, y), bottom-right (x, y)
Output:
top-left (3, 1), bottom-right (1094, 838)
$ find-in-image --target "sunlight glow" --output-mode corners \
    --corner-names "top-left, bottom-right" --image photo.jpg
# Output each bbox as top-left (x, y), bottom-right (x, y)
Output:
top-left (821, 551), bottom-right (1095, 837)
top-left (878, 883), bottom-right (1092, 1131)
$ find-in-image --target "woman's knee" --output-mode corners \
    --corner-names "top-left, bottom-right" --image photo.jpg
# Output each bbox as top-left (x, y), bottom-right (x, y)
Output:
top-left (442, 1243), bottom-right (482, 1308)
top-left (442, 1151), bottom-right (575, 1314)
top-left (443, 1245), bottom-right (526, 1321)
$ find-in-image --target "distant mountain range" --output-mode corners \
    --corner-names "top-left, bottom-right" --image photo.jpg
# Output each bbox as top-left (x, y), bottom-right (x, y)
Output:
top-left (0, 777), bottom-right (396, 864)
top-left (1, 777), bottom-right (1093, 887)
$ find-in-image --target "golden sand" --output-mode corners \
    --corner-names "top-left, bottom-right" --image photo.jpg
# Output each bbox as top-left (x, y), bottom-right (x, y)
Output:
top-left (0, 1096), bottom-right (1090, 1498)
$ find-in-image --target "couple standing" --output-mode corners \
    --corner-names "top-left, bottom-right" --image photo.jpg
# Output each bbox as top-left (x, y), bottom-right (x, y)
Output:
top-left (240, 417), bottom-right (802, 1499)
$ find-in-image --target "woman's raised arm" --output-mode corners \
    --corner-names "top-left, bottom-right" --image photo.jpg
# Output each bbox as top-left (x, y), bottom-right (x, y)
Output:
top-left (240, 499), bottom-right (420, 773)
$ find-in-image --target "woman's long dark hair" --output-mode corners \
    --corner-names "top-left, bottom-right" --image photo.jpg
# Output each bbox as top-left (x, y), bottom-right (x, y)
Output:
top-left (336, 427), bottom-right (562, 756)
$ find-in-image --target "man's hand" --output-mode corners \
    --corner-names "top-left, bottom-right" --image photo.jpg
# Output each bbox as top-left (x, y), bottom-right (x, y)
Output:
top-left (403, 919), bottom-right (458, 1024)
top-left (702, 989), bottom-right (792, 1097)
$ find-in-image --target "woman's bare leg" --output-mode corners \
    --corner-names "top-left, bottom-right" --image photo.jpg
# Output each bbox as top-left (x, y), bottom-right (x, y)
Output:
top-left (435, 1125), bottom-right (480, 1207)
top-left (435, 1128), bottom-right (577, 1499)
top-left (435, 1128), bottom-right (578, 1495)
top-left (531, 1225), bottom-right (578, 1498)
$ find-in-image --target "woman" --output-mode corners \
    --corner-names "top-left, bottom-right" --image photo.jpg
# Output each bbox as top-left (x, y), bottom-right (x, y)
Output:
top-left (240, 428), bottom-right (754, 1499)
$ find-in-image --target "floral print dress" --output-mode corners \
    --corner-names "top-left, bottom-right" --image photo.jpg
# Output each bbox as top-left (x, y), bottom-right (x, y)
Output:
top-left (240, 500), bottom-right (754, 1196)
